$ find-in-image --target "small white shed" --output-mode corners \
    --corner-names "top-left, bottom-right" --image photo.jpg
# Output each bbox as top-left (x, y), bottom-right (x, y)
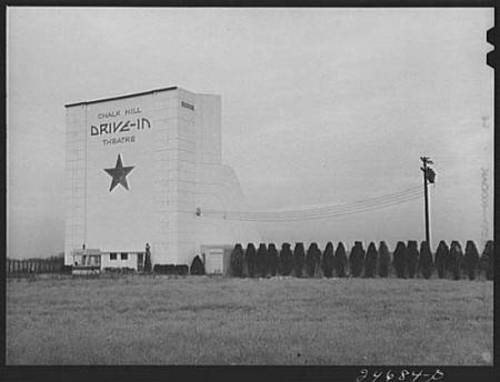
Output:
top-left (200, 245), bottom-right (233, 275)
top-left (71, 249), bottom-right (145, 273)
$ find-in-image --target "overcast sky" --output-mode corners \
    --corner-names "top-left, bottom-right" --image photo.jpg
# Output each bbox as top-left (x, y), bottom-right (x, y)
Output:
top-left (7, 8), bottom-right (493, 258)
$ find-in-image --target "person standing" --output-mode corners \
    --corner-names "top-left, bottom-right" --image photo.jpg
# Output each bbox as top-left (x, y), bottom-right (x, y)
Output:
top-left (144, 243), bottom-right (152, 273)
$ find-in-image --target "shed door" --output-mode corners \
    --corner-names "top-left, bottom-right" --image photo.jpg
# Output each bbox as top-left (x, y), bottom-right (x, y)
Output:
top-left (206, 249), bottom-right (224, 274)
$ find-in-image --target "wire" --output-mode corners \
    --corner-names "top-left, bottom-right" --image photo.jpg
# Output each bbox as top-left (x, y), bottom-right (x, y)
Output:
top-left (202, 186), bottom-right (421, 216)
top-left (225, 194), bottom-right (421, 222)
top-left (203, 191), bottom-right (421, 218)
top-left (200, 186), bottom-right (423, 222)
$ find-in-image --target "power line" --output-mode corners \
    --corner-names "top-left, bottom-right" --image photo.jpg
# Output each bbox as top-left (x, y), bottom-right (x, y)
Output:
top-left (203, 186), bottom-right (421, 216)
top-left (199, 186), bottom-right (422, 222)
top-left (237, 191), bottom-right (422, 220)
top-left (227, 195), bottom-right (421, 222)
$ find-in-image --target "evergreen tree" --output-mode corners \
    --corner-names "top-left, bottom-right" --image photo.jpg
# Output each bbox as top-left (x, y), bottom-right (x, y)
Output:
top-left (392, 241), bottom-right (406, 278)
top-left (190, 255), bottom-right (205, 275)
top-left (487, 241), bottom-right (494, 281)
top-left (230, 243), bottom-right (244, 277)
top-left (293, 243), bottom-right (305, 277)
top-left (464, 240), bottom-right (480, 280)
top-left (305, 243), bottom-right (315, 277)
top-left (256, 243), bottom-right (268, 277)
top-left (349, 242), bottom-right (365, 277)
top-left (245, 243), bottom-right (257, 278)
top-left (306, 243), bottom-right (321, 277)
top-left (479, 240), bottom-right (494, 281)
top-left (378, 241), bottom-right (390, 278)
top-left (435, 240), bottom-right (449, 279)
top-left (406, 241), bottom-right (419, 278)
top-left (322, 242), bottom-right (335, 278)
top-left (364, 242), bottom-right (378, 278)
top-left (356, 241), bottom-right (365, 262)
top-left (268, 243), bottom-right (279, 277)
top-left (459, 245), bottom-right (469, 277)
top-left (279, 243), bottom-right (294, 276)
top-left (486, 240), bottom-right (494, 281)
top-left (419, 241), bottom-right (433, 279)
top-left (334, 242), bottom-right (348, 277)
top-left (449, 241), bottom-right (463, 280)
top-left (486, 241), bottom-right (494, 281)
top-left (313, 243), bottom-right (322, 276)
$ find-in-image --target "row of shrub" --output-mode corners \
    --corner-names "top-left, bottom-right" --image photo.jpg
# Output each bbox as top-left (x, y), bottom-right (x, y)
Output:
top-left (153, 264), bottom-right (189, 275)
top-left (229, 240), bottom-right (494, 280)
top-left (103, 267), bottom-right (134, 273)
top-left (142, 257), bottom-right (205, 276)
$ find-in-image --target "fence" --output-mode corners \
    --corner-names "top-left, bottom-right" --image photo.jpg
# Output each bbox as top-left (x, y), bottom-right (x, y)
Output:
top-left (6, 258), bottom-right (65, 275)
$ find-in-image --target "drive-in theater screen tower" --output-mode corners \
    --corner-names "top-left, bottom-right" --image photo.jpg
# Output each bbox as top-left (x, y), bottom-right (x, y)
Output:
top-left (64, 86), bottom-right (260, 266)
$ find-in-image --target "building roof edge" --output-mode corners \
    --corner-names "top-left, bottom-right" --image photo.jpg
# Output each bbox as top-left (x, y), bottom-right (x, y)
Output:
top-left (64, 86), bottom-right (178, 108)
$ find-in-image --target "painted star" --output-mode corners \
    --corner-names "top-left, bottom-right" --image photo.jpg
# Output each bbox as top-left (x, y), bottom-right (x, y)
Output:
top-left (104, 154), bottom-right (135, 192)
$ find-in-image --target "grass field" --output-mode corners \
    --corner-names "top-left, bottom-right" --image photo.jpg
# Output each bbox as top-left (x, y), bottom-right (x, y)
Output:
top-left (6, 275), bottom-right (493, 365)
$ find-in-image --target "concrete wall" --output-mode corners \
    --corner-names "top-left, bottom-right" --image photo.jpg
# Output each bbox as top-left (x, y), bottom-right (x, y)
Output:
top-left (64, 106), bottom-right (87, 264)
top-left (65, 87), bottom-right (260, 267)
top-left (85, 93), bottom-right (163, 254)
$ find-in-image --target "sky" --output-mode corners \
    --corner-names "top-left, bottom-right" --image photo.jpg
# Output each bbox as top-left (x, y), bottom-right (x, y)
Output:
top-left (7, 8), bottom-right (494, 258)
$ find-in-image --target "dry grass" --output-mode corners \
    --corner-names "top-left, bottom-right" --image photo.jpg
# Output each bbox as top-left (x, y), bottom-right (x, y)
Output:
top-left (6, 275), bottom-right (493, 365)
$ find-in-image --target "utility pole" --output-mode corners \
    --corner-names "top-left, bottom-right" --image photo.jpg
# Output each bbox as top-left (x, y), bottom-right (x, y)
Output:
top-left (420, 156), bottom-right (436, 247)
